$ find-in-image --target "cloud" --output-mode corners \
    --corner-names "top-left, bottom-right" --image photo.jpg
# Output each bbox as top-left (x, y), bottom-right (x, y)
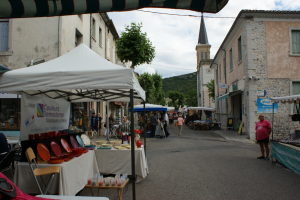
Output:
top-left (108, 0), bottom-right (299, 78)
top-left (141, 66), bottom-right (156, 75)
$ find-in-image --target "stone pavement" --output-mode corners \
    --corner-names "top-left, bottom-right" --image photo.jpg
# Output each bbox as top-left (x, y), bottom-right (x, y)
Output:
top-left (212, 130), bottom-right (255, 144)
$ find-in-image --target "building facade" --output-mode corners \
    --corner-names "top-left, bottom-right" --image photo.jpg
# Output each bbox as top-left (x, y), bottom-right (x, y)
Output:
top-left (0, 13), bottom-right (123, 136)
top-left (196, 15), bottom-right (215, 112)
top-left (211, 10), bottom-right (300, 140)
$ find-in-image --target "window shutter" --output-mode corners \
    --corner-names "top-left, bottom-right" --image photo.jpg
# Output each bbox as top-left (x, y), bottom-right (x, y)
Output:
top-left (0, 22), bottom-right (9, 51)
top-left (292, 30), bottom-right (300, 54)
top-left (107, 38), bottom-right (110, 60)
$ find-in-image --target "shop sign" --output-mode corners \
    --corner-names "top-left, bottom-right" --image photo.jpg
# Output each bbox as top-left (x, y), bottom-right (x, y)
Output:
top-left (217, 94), bottom-right (229, 101)
top-left (254, 90), bottom-right (266, 96)
top-left (257, 98), bottom-right (278, 113)
top-left (0, 93), bottom-right (19, 98)
top-left (232, 82), bottom-right (238, 92)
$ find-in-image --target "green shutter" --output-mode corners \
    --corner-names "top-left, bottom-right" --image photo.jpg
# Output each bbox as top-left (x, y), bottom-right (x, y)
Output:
top-left (292, 30), bottom-right (300, 54)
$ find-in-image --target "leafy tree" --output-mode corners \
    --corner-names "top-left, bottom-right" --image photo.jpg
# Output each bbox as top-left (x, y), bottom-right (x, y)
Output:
top-left (116, 23), bottom-right (155, 69)
top-left (185, 89), bottom-right (197, 107)
top-left (138, 73), bottom-right (155, 103)
top-left (207, 79), bottom-right (215, 100)
top-left (168, 91), bottom-right (184, 110)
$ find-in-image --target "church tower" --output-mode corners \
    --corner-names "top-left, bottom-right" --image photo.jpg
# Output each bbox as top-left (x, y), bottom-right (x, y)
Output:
top-left (196, 13), bottom-right (211, 64)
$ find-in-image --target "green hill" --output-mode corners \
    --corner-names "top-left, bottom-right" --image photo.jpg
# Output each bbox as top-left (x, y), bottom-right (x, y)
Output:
top-left (162, 72), bottom-right (197, 96)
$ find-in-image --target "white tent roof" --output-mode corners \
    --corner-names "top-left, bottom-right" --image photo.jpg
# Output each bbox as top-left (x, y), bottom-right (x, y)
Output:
top-left (163, 106), bottom-right (175, 111)
top-left (271, 95), bottom-right (300, 104)
top-left (0, 44), bottom-right (145, 102)
top-left (188, 107), bottom-right (214, 111)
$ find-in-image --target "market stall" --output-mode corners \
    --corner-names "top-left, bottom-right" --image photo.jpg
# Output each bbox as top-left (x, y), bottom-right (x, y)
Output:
top-left (270, 95), bottom-right (300, 175)
top-left (0, 44), bottom-right (146, 196)
top-left (187, 107), bottom-right (219, 130)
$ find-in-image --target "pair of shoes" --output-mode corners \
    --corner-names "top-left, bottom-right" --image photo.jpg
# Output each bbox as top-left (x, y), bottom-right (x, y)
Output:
top-left (257, 156), bottom-right (265, 159)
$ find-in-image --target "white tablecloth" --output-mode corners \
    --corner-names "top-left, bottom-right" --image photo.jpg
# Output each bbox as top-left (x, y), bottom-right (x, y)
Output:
top-left (13, 151), bottom-right (99, 196)
top-left (94, 146), bottom-right (148, 182)
top-left (36, 195), bottom-right (108, 199)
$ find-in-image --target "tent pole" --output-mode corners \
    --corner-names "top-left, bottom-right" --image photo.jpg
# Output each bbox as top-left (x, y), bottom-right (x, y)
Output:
top-left (272, 103), bottom-right (274, 140)
top-left (106, 101), bottom-right (110, 143)
top-left (130, 89), bottom-right (136, 200)
top-left (143, 102), bottom-right (146, 157)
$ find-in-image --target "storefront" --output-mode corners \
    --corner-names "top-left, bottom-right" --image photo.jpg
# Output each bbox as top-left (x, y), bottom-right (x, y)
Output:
top-left (0, 93), bottom-right (21, 137)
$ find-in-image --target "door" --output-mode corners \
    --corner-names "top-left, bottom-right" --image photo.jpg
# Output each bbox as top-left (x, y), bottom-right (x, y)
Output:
top-left (232, 94), bottom-right (241, 130)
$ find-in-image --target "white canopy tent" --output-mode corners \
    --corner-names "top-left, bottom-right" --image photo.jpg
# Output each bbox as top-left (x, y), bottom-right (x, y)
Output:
top-left (0, 44), bottom-right (145, 102)
top-left (271, 95), bottom-right (300, 104)
top-left (188, 107), bottom-right (214, 111)
top-left (0, 44), bottom-right (146, 195)
top-left (134, 104), bottom-right (163, 108)
top-left (164, 106), bottom-right (175, 111)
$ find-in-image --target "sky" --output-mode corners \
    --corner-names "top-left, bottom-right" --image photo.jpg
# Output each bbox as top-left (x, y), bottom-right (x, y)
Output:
top-left (108, 0), bottom-right (300, 78)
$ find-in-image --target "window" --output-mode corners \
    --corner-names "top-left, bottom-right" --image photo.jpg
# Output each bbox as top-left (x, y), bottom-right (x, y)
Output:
top-left (0, 21), bottom-right (9, 51)
top-left (99, 27), bottom-right (102, 46)
top-left (205, 52), bottom-right (207, 59)
top-left (219, 64), bottom-right (221, 81)
top-left (293, 82), bottom-right (300, 113)
top-left (238, 36), bottom-right (242, 62)
top-left (290, 29), bottom-right (300, 55)
top-left (92, 18), bottom-right (96, 38)
top-left (223, 57), bottom-right (226, 78)
top-left (201, 52), bottom-right (203, 60)
top-left (75, 29), bottom-right (83, 47)
top-left (229, 48), bottom-right (233, 71)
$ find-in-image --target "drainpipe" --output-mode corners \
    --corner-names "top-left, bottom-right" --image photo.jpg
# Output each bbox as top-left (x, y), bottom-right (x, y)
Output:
top-left (221, 49), bottom-right (228, 115)
top-left (212, 63), bottom-right (220, 121)
top-left (57, 16), bottom-right (60, 57)
top-left (90, 14), bottom-right (92, 49)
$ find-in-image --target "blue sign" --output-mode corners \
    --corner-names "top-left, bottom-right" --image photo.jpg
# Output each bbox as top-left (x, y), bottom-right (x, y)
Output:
top-left (257, 98), bottom-right (278, 113)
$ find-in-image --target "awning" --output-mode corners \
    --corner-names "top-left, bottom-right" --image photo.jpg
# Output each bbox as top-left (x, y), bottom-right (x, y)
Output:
top-left (129, 104), bottom-right (167, 112)
top-left (0, 0), bottom-right (229, 19)
top-left (0, 64), bottom-right (11, 74)
top-left (217, 94), bottom-right (229, 101)
top-left (271, 95), bottom-right (300, 104)
top-left (229, 90), bottom-right (243, 97)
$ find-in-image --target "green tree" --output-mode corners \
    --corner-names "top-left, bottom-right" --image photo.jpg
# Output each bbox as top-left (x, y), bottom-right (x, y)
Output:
top-left (207, 79), bottom-right (215, 100)
top-left (116, 23), bottom-right (155, 69)
top-left (185, 89), bottom-right (197, 107)
top-left (138, 73), bottom-right (155, 103)
top-left (168, 91), bottom-right (184, 110)
top-left (151, 72), bottom-right (165, 105)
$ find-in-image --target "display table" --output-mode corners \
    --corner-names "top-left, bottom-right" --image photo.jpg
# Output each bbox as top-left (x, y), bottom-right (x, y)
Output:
top-left (13, 150), bottom-right (99, 196)
top-left (271, 141), bottom-right (300, 175)
top-left (85, 179), bottom-right (129, 200)
top-left (94, 146), bottom-right (148, 183)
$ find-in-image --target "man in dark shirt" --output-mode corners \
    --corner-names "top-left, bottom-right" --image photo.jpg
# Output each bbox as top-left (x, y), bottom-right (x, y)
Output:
top-left (150, 113), bottom-right (157, 137)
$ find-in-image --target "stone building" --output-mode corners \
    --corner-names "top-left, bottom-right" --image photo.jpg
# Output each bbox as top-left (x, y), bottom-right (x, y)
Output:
top-left (211, 10), bottom-right (300, 140)
top-left (0, 13), bottom-right (123, 136)
top-left (196, 14), bottom-right (215, 111)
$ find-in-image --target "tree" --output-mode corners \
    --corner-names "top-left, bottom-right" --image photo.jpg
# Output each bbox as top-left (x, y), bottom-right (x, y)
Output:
top-left (138, 72), bottom-right (155, 103)
top-left (185, 89), bottom-right (197, 107)
top-left (168, 91), bottom-right (184, 110)
top-left (207, 79), bottom-right (215, 100)
top-left (116, 23), bottom-right (155, 69)
top-left (138, 72), bottom-right (165, 105)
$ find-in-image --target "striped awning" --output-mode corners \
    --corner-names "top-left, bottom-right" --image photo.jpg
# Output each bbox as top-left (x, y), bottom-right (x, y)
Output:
top-left (0, 0), bottom-right (228, 18)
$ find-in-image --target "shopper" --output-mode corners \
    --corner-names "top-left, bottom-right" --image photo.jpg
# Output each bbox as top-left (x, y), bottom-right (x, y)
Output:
top-left (90, 113), bottom-right (99, 139)
top-left (78, 108), bottom-right (89, 136)
top-left (163, 111), bottom-right (170, 137)
top-left (177, 114), bottom-right (184, 136)
top-left (139, 114), bottom-right (144, 130)
top-left (150, 113), bottom-right (157, 137)
top-left (97, 113), bottom-right (102, 137)
top-left (255, 114), bottom-right (272, 160)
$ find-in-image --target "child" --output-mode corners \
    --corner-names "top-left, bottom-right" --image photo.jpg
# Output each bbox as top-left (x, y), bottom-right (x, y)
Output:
top-left (177, 114), bottom-right (184, 136)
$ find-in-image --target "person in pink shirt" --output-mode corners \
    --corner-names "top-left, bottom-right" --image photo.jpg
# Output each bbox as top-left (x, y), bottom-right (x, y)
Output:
top-left (255, 114), bottom-right (272, 160)
top-left (177, 114), bottom-right (184, 136)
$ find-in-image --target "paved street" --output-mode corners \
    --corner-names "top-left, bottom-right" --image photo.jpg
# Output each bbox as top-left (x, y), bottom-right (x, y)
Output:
top-left (79, 125), bottom-right (300, 200)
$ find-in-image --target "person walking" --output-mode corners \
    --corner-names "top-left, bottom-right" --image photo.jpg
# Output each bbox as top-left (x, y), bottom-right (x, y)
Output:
top-left (163, 111), bottom-right (170, 137)
top-left (150, 112), bottom-right (157, 138)
top-left (97, 113), bottom-right (102, 137)
top-left (139, 114), bottom-right (144, 130)
top-left (255, 114), bottom-right (272, 160)
top-left (78, 108), bottom-right (89, 136)
top-left (177, 114), bottom-right (184, 136)
top-left (90, 112), bottom-right (99, 139)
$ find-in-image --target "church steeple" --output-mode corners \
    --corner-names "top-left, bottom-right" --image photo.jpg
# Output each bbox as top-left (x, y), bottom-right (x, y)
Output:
top-left (198, 13), bottom-right (209, 44)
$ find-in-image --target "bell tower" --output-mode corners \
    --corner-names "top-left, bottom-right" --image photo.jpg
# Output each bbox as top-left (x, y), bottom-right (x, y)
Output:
top-left (196, 13), bottom-right (211, 65)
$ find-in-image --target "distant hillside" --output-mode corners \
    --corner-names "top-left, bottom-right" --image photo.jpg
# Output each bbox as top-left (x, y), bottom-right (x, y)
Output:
top-left (162, 72), bottom-right (197, 96)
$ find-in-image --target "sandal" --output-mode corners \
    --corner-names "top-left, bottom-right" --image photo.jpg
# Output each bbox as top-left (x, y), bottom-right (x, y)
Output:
top-left (257, 156), bottom-right (265, 159)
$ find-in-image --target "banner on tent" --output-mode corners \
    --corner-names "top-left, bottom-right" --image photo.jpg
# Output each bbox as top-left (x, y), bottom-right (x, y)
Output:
top-left (20, 93), bottom-right (70, 141)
